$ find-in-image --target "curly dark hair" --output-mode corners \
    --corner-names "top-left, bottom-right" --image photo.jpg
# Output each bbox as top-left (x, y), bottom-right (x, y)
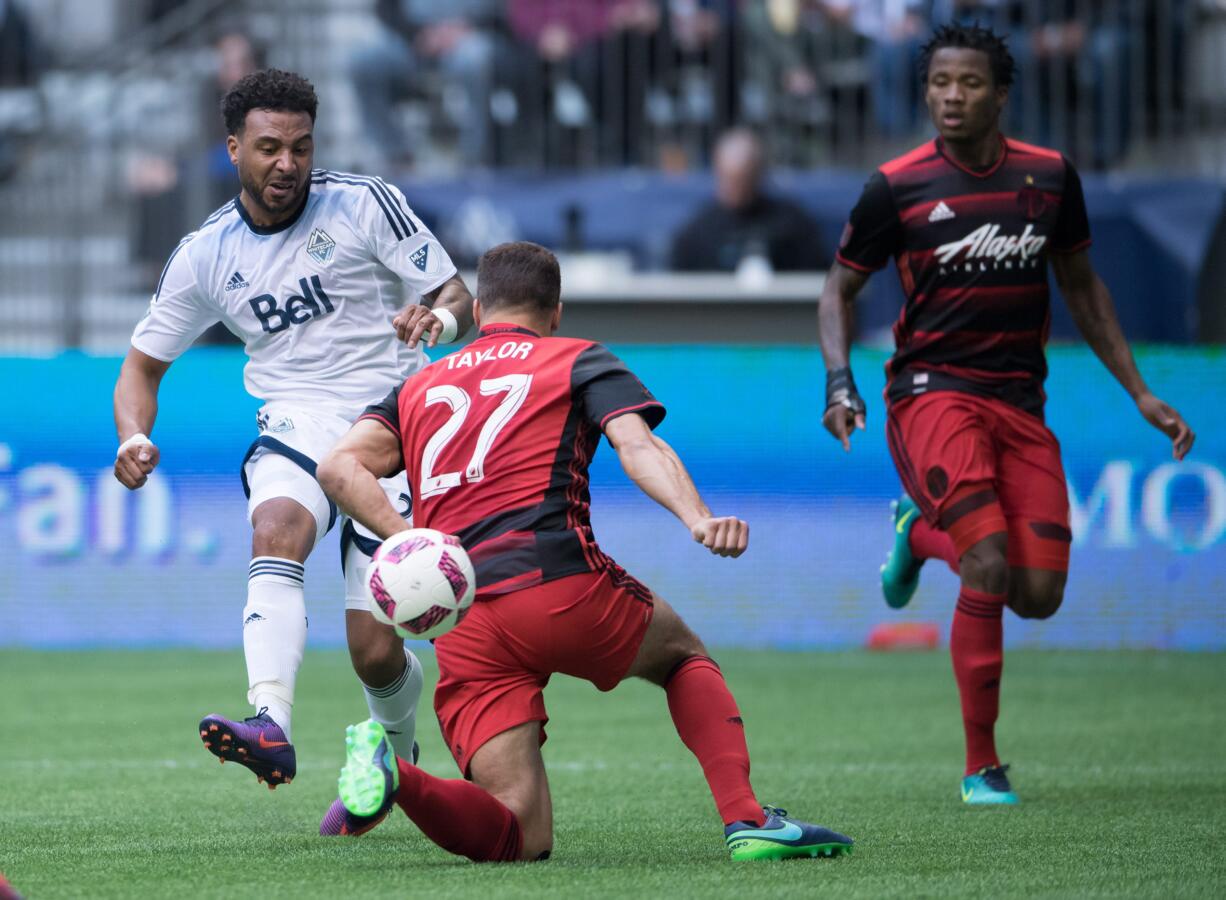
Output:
top-left (221, 68), bottom-right (318, 135)
top-left (920, 23), bottom-right (1015, 89)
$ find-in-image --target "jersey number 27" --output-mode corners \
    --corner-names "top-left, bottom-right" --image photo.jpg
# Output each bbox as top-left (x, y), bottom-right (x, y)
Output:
top-left (419, 374), bottom-right (533, 499)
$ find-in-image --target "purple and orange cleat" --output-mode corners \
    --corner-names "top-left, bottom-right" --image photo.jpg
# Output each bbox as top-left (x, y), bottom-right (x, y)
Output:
top-left (198, 707), bottom-right (296, 790)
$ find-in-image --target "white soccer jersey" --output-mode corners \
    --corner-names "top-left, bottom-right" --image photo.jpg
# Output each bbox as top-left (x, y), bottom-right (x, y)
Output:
top-left (131, 169), bottom-right (458, 415)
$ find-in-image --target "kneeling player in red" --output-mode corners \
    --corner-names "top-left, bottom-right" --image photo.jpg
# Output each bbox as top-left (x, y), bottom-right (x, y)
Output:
top-left (317, 241), bottom-right (852, 861)
top-left (819, 24), bottom-right (1195, 804)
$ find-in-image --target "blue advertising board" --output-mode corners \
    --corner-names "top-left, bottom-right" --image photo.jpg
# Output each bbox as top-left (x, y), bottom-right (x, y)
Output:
top-left (1, 346), bottom-right (1222, 649)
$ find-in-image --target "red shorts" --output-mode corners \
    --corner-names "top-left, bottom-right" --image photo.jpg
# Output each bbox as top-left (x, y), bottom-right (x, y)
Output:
top-left (886, 391), bottom-right (1071, 572)
top-left (432, 566), bottom-right (654, 776)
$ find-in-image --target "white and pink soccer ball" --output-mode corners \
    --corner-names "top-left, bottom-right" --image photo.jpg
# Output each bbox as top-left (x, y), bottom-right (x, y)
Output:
top-left (365, 528), bottom-right (476, 640)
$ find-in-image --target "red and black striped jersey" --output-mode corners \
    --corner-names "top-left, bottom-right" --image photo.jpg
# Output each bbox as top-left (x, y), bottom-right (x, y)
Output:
top-left (836, 136), bottom-right (1091, 417)
top-left (361, 323), bottom-right (665, 595)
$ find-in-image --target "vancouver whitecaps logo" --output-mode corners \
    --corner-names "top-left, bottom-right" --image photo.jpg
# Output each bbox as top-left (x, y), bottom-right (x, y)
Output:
top-left (934, 223), bottom-right (1046, 270)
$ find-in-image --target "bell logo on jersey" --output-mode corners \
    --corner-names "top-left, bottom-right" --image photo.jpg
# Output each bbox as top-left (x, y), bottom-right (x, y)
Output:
top-left (934, 223), bottom-right (1047, 265)
top-left (248, 275), bottom-right (337, 334)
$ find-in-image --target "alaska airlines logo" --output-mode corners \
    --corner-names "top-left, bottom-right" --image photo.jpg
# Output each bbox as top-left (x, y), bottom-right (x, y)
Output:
top-left (935, 223), bottom-right (1047, 265)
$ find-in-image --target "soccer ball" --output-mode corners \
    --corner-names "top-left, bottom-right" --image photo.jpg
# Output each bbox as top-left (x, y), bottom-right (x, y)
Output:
top-left (365, 528), bottom-right (476, 640)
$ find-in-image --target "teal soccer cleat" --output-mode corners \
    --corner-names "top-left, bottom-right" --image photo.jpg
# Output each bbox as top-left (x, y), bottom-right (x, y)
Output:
top-left (881, 495), bottom-right (924, 609)
top-left (961, 765), bottom-right (1020, 805)
top-left (724, 806), bottom-right (854, 861)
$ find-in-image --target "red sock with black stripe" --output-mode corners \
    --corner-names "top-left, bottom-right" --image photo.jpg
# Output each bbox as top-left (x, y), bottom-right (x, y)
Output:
top-left (665, 656), bottom-right (764, 826)
top-left (394, 759), bottom-right (523, 861)
top-left (950, 586), bottom-right (1007, 775)
top-left (909, 519), bottom-right (960, 573)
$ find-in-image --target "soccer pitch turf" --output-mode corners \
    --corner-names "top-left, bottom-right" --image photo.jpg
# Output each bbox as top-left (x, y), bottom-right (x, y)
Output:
top-left (1, 650), bottom-right (1222, 899)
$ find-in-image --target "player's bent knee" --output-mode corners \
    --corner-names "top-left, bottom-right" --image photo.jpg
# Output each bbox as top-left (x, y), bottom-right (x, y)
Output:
top-left (1009, 569), bottom-right (1066, 619)
top-left (959, 535), bottom-right (1009, 595)
top-left (251, 498), bottom-right (317, 561)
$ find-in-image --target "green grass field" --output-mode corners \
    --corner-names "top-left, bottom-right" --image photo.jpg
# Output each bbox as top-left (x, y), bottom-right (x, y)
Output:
top-left (1, 649), bottom-right (1223, 899)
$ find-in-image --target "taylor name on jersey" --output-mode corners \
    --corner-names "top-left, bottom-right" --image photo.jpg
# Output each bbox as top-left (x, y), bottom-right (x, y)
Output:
top-left (131, 170), bottom-right (457, 414)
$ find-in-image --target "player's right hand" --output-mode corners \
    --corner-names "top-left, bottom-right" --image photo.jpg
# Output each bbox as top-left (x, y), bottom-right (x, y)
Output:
top-left (114, 439), bottom-right (160, 490)
top-left (690, 516), bottom-right (749, 558)
top-left (822, 404), bottom-right (866, 452)
top-left (1136, 392), bottom-right (1195, 461)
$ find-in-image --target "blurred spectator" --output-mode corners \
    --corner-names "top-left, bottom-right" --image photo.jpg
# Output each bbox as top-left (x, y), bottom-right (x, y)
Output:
top-left (981, 0), bottom-right (1132, 167)
top-left (739, 0), bottom-right (826, 132)
top-left (0, 0), bottom-right (40, 180)
top-left (127, 29), bottom-right (264, 286)
top-left (508, 0), bottom-right (666, 166)
top-left (649, 0), bottom-right (736, 156)
top-left (0, 0), bottom-right (36, 86)
top-left (822, 1), bottom-right (928, 139)
top-left (349, 0), bottom-right (501, 170)
top-left (669, 128), bottom-right (827, 272)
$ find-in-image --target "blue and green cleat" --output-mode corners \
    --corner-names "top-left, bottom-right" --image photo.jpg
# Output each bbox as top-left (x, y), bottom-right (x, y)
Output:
top-left (724, 806), bottom-right (854, 861)
top-left (961, 764), bottom-right (1019, 805)
top-left (881, 495), bottom-right (924, 609)
top-left (330, 720), bottom-right (400, 831)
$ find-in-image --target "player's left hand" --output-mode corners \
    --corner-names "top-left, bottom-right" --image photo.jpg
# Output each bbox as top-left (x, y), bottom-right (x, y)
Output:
top-left (690, 516), bottom-right (749, 558)
top-left (1136, 392), bottom-right (1195, 461)
top-left (392, 304), bottom-right (444, 349)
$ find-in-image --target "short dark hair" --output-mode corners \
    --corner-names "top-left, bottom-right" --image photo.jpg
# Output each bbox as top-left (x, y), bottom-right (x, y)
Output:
top-left (920, 23), bottom-right (1015, 89)
top-left (221, 68), bottom-right (318, 135)
top-left (477, 242), bottom-right (561, 314)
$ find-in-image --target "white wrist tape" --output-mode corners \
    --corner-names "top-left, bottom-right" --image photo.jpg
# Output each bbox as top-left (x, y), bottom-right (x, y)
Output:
top-left (117, 432), bottom-right (152, 458)
top-left (432, 307), bottom-right (459, 344)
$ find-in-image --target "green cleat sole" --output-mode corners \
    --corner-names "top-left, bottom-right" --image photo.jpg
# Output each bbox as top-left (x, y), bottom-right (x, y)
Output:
top-left (729, 838), bottom-right (854, 862)
top-left (338, 720), bottom-right (397, 818)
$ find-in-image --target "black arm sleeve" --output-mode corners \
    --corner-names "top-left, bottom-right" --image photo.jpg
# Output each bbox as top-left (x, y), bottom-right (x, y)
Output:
top-left (834, 171), bottom-right (903, 273)
top-left (358, 384), bottom-right (404, 438)
top-left (357, 383), bottom-right (406, 472)
top-left (1050, 157), bottom-right (1092, 253)
top-left (572, 344), bottom-right (666, 432)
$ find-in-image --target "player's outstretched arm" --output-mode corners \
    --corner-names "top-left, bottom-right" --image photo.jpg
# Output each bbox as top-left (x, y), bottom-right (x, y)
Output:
top-left (112, 347), bottom-right (170, 490)
top-left (393, 274), bottom-right (476, 349)
top-left (605, 413), bottom-right (748, 558)
top-left (818, 261), bottom-right (871, 451)
top-left (318, 420), bottom-right (410, 540)
top-left (1051, 250), bottom-right (1195, 460)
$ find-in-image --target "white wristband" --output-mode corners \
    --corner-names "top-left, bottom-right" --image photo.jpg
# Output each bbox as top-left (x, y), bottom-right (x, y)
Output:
top-left (117, 432), bottom-right (152, 458)
top-left (432, 307), bottom-right (459, 344)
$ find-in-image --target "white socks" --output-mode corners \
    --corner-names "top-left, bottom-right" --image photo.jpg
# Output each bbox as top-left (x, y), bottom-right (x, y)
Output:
top-left (243, 557), bottom-right (308, 741)
top-left (362, 648), bottom-right (424, 761)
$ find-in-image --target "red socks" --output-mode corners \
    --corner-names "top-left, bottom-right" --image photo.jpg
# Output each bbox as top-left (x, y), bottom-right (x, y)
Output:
top-left (665, 656), bottom-right (764, 827)
top-left (909, 519), bottom-right (960, 573)
top-left (950, 586), bottom-right (1006, 775)
top-left (394, 759), bottom-right (523, 862)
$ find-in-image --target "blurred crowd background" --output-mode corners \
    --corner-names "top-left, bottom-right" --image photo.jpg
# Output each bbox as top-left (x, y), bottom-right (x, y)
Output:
top-left (1, 0), bottom-right (1224, 351)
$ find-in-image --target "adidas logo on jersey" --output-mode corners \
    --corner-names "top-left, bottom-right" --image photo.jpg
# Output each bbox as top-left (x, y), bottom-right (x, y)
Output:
top-left (225, 271), bottom-right (250, 292)
top-left (928, 201), bottom-right (956, 223)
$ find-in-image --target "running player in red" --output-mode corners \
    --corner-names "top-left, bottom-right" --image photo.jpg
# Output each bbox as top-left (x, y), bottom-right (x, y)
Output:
top-left (818, 24), bottom-right (1195, 805)
top-left (316, 241), bottom-right (853, 861)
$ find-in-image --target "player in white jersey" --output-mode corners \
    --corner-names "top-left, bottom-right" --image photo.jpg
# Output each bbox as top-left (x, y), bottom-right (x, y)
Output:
top-left (112, 71), bottom-right (468, 828)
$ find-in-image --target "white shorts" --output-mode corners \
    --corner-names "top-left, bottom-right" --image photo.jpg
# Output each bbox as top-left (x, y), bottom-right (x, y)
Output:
top-left (240, 401), bottom-right (411, 611)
